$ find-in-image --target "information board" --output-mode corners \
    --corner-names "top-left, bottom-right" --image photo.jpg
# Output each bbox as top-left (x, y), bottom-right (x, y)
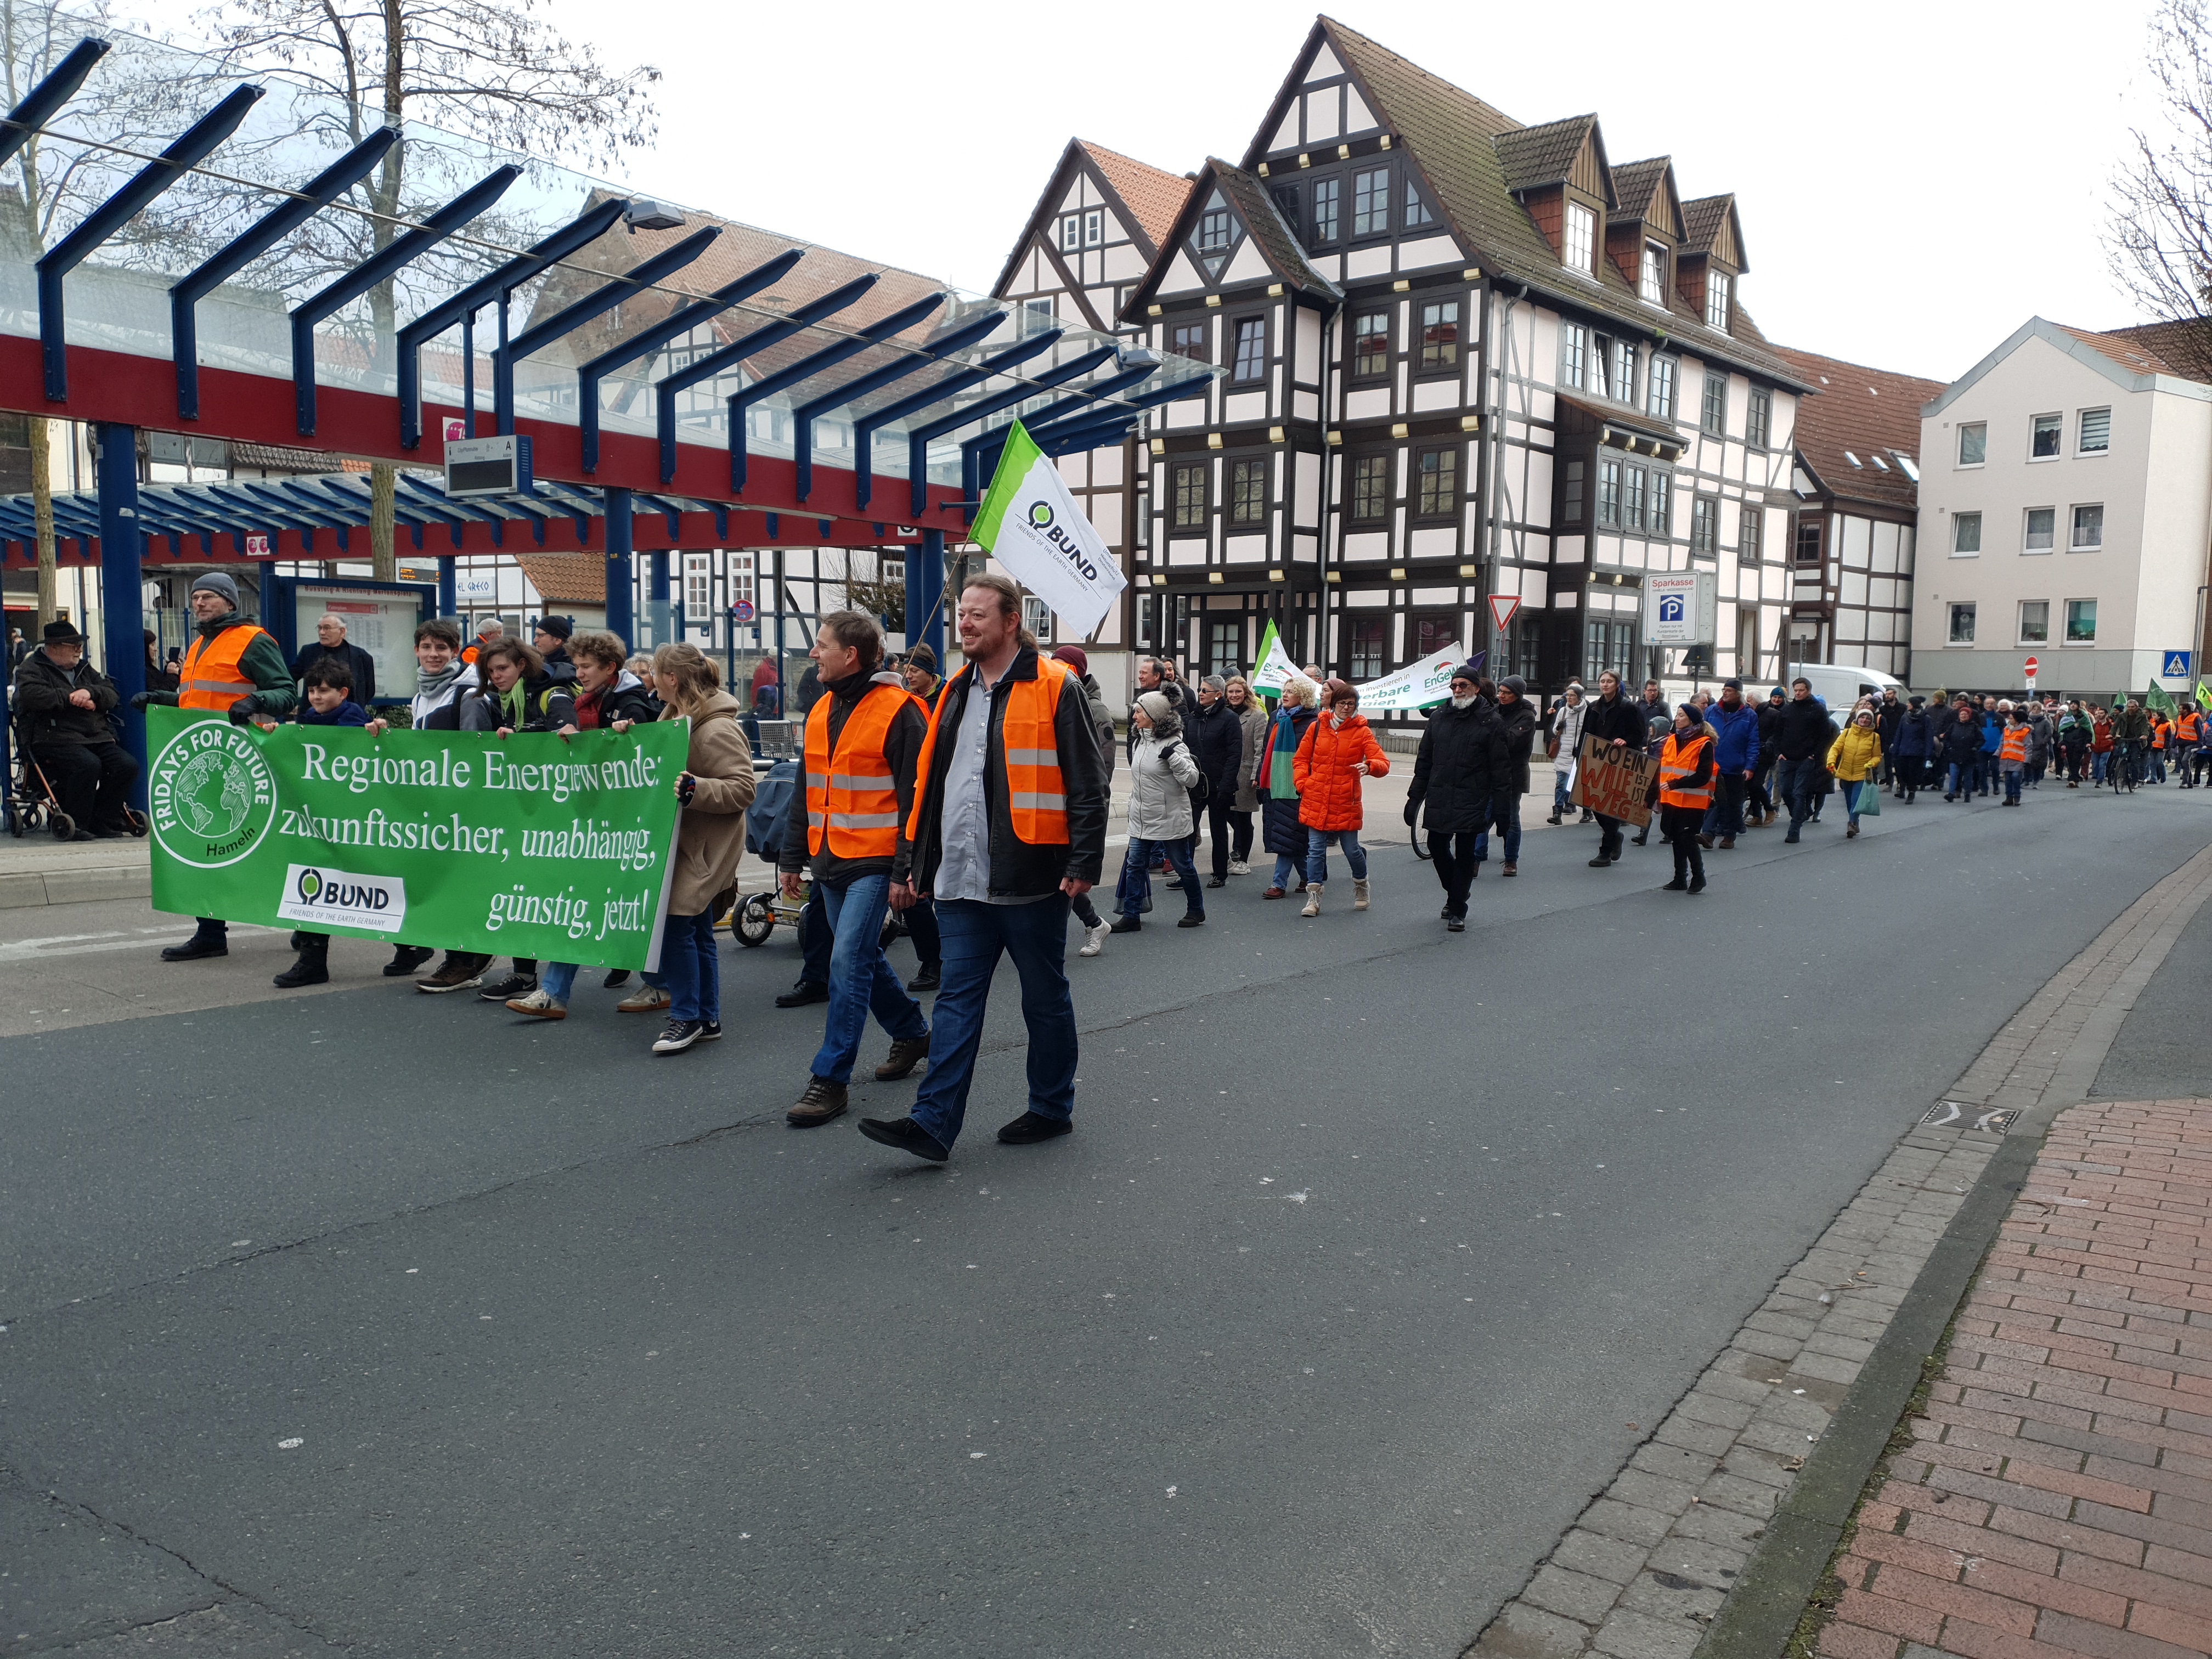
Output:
top-left (294, 586), bottom-right (425, 704)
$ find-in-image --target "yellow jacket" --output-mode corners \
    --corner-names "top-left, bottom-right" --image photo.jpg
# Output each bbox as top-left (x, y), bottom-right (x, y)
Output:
top-left (1826, 723), bottom-right (1883, 782)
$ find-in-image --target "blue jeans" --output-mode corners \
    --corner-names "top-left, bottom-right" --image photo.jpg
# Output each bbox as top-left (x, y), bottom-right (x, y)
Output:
top-left (543, 961), bottom-right (580, 1002)
top-left (1474, 793), bottom-right (1521, 863)
top-left (909, 896), bottom-right (1077, 1150)
top-left (1776, 755), bottom-right (1822, 828)
top-left (1844, 780), bottom-right (1872, 827)
top-left (1121, 836), bottom-right (1203, 918)
top-left (657, 910), bottom-right (718, 1024)
top-left (810, 872), bottom-right (927, 1085)
top-left (2093, 751), bottom-right (2108, 783)
top-left (1946, 761), bottom-right (1974, 798)
top-left (1271, 853), bottom-right (1300, 888)
top-left (1305, 826), bottom-right (1367, 885)
top-left (1553, 772), bottom-right (1574, 815)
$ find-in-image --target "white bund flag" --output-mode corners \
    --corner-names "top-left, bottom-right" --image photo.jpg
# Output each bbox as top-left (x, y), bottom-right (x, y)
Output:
top-left (971, 421), bottom-right (1127, 639)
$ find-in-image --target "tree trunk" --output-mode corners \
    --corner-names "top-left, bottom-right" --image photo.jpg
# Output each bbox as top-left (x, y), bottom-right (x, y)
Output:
top-left (370, 461), bottom-right (397, 581)
top-left (29, 415), bottom-right (55, 628)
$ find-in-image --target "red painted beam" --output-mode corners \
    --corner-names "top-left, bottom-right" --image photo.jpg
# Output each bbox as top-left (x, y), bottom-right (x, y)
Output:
top-left (0, 335), bottom-right (972, 533)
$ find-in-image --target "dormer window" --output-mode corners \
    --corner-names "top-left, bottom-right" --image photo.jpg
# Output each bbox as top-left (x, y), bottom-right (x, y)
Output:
top-left (1564, 202), bottom-right (1595, 275)
top-left (1705, 271), bottom-right (1731, 330)
top-left (1198, 200), bottom-right (1234, 254)
top-left (1640, 241), bottom-right (1667, 305)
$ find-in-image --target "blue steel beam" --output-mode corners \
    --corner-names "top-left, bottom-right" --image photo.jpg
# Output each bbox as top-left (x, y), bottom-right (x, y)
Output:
top-left (789, 309), bottom-right (1003, 501)
top-left (848, 328), bottom-right (1065, 512)
top-left (726, 291), bottom-right (946, 492)
top-left (573, 246), bottom-right (802, 472)
top-left (961, 360), bottom-right (1161, 502)
top-left (1027, 371), bottom-right (1209, 444)
top-left (655, 272), bottom-right (879, 482)
top-left (395, 195), bottom-right (628, 447)
top-left (290, 164), bottom-right (519, 435)
top-left (40, 83), bottom-right (264, 401)
top-left (903, 345), bottom-right (1116, 517)
top-left (0, 37), bottom-right (108, 171)
top-left (170, 127), bottom-right (399, 421)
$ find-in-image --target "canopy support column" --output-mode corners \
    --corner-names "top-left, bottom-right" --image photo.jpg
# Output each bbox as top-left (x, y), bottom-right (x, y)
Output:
top-left (438, 558), bottom-right (457, 619)
top-left (647, 550), bottom-right (670, 649)
top-left (95, 423), bottom-right (148, 808)
top-left (911, 528), bottom-right (945, 668)
top-left (603, 488), bottom-right (634, 648)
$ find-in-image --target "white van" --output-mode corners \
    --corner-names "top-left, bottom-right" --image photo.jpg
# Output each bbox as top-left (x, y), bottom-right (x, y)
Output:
top-left (1662, 662), bottom-right (1904, 713)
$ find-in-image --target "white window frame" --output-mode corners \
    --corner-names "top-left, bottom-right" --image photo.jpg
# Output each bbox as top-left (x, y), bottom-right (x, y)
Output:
top-left (2064, 597), bottom-right (2097, 645)
top-left (2078, 407), bottom-right (2111, 455)
top-left (1705, 271), bottom-right (1730, 330)
top-left (2029, 412), bottom-right (2062, 461)
top-left (1640, 241), bottom-right (1666, 304)
top-left (2070, 503), bottom-right (2103, 551)
top-left (1952, 511), bottom-right (1982, 556)
top-left (1560, 323), bottom-right (1588, 390)
top-left (1563, 202), bottom-right (1595, 276)
top-left (2023, 507), bottom-right (2054, 554)
top-left (1084, 209), bottom-right (1103, 247)
top-left (1059, 213), bottom-right (1081, 253)
top-left (2018, 600), bottom-right (2049, 646)
top-left (1957, 422), bottom-right (1986, 467)
top-left (1947, 601), bottom-right (1977, 645)
top-left (1022, 596), bottom-right (1054, 645)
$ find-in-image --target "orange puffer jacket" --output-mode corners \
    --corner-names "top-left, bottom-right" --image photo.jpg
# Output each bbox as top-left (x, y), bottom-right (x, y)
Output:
top-left (1293, 710), bottom-right (1391, 831)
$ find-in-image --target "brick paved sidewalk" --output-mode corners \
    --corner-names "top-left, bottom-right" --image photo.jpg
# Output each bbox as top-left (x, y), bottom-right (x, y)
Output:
top-left (1818, 1099), bottom-right (2212, 1659)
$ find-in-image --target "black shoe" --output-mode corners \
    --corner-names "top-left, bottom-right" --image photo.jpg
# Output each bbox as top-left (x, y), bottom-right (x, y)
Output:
top-left (1440, 904), bottom-right (1453, 919)
top-left (1177, 914), bottom-right (1205, 928)
top-left (906, 962), bottom-right (941, 993)
top-left (697, 1020), bottom-right (723, 1042)
top-left (775, 980), bottom-right (830, 1009)
top-left (1205, 876), bottom-right (1226, 888)
top-left (603, 969), bottom-right (631, 989)
top-left (1784, 830), bottom-right (1800, 844)
top-left (1588, 855), bottom-right (1613, 868)
top-left (289, 931), bottom-right (309, 950)
top-left (160, 929), bottom-right (228, 962)
top-left (1662, 878), bottom-right (1688, 891)
top-left (273, 949), bottom-right (329, 988)
top-left (479, 972), bottom-right (538, 1002)
top-left (1630, 833), bottom-right (1647, 846)
top-left (1164, 878), bottom-right (1184, 891)
top-left (1688, 877), bottom-right (1707, 894)
top-left (382, 945), bottom-right (435, 978)
top-left (1545, 812), bottom-right (1563, 826)
top-left (1446, 913), bottom-right (1465, 932)
top-left (997, 1111), bottom-right (1072, 1145)
top-left (858, 1115), bottom-right (950, 1162)
top-left (1109, 916), bottom-right (1142, 934)
top-left (652, 1019), bottom-right (704, 1054)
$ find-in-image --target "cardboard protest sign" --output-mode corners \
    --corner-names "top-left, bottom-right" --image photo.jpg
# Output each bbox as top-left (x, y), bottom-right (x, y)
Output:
top-left (1568, 734), bottom-right (1655, 828)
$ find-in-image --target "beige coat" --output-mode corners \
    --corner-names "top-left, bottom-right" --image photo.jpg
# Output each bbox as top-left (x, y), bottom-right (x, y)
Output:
top-left (665, 689), bottom-right (757, 915)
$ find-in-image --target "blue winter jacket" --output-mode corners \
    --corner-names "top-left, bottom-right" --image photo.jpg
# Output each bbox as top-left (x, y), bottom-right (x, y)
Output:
top-left (1707, 698), bottom-right (1762, 774)
top-left (1980, 716), bottom-right (2004, 755)
top-left (1894, 708), bottom-right (1933, 758)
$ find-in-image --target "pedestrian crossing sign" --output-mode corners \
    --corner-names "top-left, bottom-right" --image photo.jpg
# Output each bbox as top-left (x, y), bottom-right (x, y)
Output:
top-left (2164, 651), bottom-right (2193, 679)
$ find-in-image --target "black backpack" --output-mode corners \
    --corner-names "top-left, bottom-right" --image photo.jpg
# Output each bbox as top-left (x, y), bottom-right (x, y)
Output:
top-left (1163, 738), bottom-right (1211, 803)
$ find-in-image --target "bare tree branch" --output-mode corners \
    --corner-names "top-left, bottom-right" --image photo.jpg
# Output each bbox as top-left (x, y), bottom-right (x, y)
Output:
top-left (2110, 0), bottom-right (2212, 320)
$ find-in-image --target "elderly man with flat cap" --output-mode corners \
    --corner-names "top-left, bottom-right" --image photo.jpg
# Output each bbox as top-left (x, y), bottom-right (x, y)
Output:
top-left (15, 618), bottom-right (138, 839)
top-left (131, 570), bottom-right (297, 961)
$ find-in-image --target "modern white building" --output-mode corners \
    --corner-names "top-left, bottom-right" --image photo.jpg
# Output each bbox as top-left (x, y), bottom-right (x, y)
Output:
top-left (1916, 318), bottom-right (2212, 699)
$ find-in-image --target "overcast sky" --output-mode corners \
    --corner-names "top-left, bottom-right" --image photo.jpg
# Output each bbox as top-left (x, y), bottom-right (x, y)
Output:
top-left (500, 0), bottom-right (2164, 386)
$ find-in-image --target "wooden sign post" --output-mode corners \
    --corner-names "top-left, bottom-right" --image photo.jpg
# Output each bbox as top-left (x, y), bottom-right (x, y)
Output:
top-left (1568, 735), bottom-right (1656, 828)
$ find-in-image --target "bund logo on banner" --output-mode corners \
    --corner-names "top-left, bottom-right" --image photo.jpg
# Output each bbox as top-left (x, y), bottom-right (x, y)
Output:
top-left (276, 864), bottom-right (408, 931)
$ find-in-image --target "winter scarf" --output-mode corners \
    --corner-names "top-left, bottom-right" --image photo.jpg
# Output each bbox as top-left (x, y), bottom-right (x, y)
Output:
top-left (1266, 706), bottom-right (1310, 798)
top-left (417, 657), bottom-right (467, 703)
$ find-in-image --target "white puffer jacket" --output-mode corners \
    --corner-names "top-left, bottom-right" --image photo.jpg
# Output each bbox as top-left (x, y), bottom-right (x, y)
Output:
top-left (1127, 720), bottom-right (1202, 840)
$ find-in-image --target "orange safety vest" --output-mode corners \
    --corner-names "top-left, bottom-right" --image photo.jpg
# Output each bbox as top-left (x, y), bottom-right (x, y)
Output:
top-left (1657, 731), bottom-right (1714, 809)
top-left (2001, 724), bottom-right (2029, 763)
top-left (805, 682), bottom-right (919, 859)
top-left (177, 622), bottom-right (267, 712)
top-left (2153, 719), bottom-right (2169, 749)
top-left (907, 656), bottom-right (1072, 846)
top-left (2180, 712), bottom-right (2202, 744)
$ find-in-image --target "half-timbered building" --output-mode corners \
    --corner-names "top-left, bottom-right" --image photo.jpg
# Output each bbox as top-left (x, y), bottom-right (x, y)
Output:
top-left (1115, 16), bottom-right (1815, 719)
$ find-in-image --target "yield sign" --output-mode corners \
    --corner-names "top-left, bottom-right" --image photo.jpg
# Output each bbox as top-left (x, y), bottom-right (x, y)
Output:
top-left (1488, 594), bottom-right (1521, 631)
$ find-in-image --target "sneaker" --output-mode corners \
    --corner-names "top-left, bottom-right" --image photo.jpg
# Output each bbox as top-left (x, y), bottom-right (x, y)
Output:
top-left (1080, 919), bottom-right (1111, 957)
top-left (697, 1020), bottom-right (723, 1041)
top-left (1228, 860), bottom-right (1252, 876)
top-left (478, 972), bottom-right (538, 1002)
top-left (906, 962), bottom-right (941, 993)
top-left (506, 988), bottom-right (567, 1020)
top-left (602, 969), bottom-right (631, 989)
top-left (1204, 876), bottom-right (1226, 888)
top-left (382, 945), bottom-right (435, 978)
top-left (617, 984), bottom-right (670, 1014)
top-left (1446, 913), bottom-right (1465, 932)
top-left (652, 1019), bottom-right (704, 1054)
top-left (416, 953), bottom-right (489, 993)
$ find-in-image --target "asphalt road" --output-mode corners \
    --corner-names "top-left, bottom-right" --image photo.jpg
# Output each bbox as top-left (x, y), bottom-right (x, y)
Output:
top-left (5, 778), bottom-right (2209, 1657)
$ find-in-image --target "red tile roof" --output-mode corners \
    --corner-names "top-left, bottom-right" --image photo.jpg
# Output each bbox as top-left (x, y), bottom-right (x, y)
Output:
top-left (1770, 344), bottom-right (1946, 511)
top-left (1078, 141), bottom-right (1194, 254)
top-left (518, 554), bottom-right (606, 606)
top-left (2059, 319), bottom-right (2212, 383)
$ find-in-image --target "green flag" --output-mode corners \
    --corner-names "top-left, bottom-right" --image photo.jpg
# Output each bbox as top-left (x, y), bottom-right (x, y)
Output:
top-left (2197, 680), bottom-right (2212, 711)
top-left (2147, 681), bottom-right (2177, 719)
top-left (1250, 619), bottom-right (1297, 698)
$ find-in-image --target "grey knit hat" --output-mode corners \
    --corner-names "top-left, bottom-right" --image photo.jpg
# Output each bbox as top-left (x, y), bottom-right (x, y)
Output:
top-left (1135, 691), bottom-right (1175, 727)
top-left (189, 570), bottom-right (240, 608)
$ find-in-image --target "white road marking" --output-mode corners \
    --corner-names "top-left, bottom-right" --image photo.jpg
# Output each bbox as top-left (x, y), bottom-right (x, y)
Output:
top-left (0, 924), bottom-right (281, 963)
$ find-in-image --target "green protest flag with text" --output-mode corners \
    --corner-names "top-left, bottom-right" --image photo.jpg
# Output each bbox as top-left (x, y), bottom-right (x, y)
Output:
top-left (146, 708), bottom-right (687, 969)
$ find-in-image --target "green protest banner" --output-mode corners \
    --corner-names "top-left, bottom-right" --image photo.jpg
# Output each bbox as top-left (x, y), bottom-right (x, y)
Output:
top-left (146, 708), bottom-right (687, 970)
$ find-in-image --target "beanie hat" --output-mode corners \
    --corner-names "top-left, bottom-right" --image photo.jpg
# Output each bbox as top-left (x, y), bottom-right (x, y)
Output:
top-left (190, 570), bottom-right (240, 608)
top-left (535, 614), bottom-right (573, 641)
top-left (1323, 677), bottom-right (1358, 708)
top-left (1135, 691), bottom-right (1175, 727)
top-left (1678, 701), bottom-right (1703, 724)
top-left (1769, 687), bottom-right (1786, 700)
top-left (1723, 677), bottom-right (1742, 691)
top-left (1045, 644), bottom-right (1081, 676)
top-left (1500, 674), bottom-right (1527, 696)
top-left (1452, 659), bottom-right (1483, 684)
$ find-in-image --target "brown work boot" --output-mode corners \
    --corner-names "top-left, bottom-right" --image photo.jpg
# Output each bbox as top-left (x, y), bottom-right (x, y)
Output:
top-left (1717, 835), bottom-right (1736, 850)
top-left (875, 1035), bottom-right (930, 1081)
top-left (787, 1076), bottom-right (849, 1127)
